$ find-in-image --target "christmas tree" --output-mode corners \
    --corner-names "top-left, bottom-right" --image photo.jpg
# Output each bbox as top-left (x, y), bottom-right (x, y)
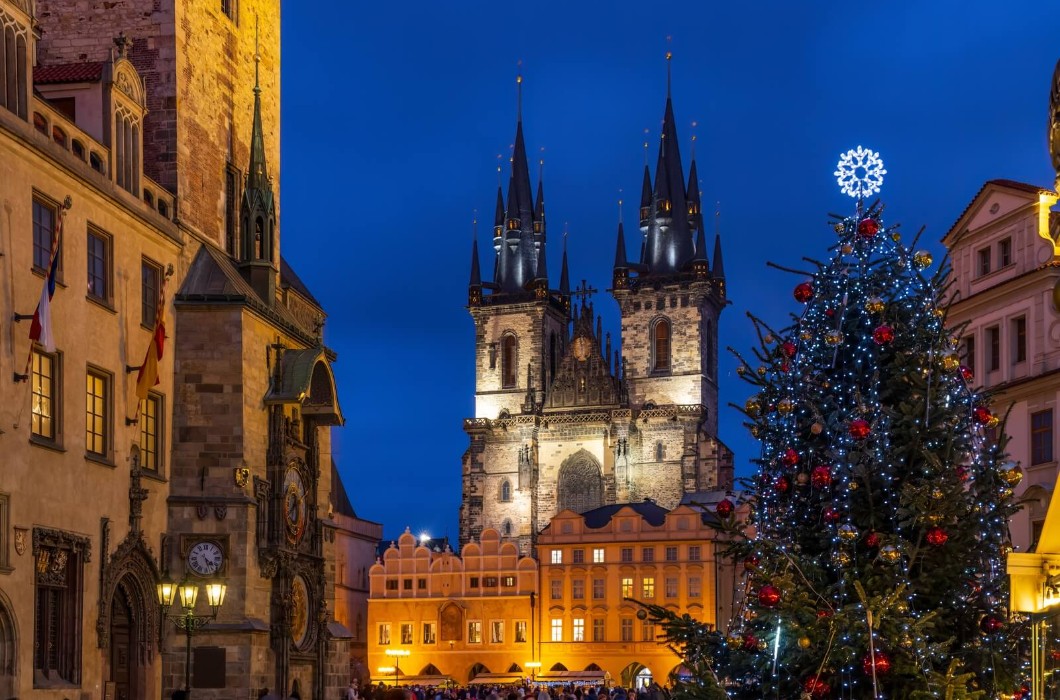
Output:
top-left (641, 149), bottom-right (1024, 699)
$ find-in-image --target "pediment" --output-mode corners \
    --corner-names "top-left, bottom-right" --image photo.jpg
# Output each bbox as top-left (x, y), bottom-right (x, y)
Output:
top-left (944, 180), bottom-right (1049, 246)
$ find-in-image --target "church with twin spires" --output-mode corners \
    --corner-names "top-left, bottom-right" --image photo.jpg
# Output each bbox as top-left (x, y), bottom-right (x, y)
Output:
top-left (461, 73), bottom-right (734, 551)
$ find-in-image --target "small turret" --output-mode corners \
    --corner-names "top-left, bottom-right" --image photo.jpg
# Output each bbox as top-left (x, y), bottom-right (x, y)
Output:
top-left (469, 230), bottom-right (483, 306)
top-left (613, 222), bottom-right (629, 290)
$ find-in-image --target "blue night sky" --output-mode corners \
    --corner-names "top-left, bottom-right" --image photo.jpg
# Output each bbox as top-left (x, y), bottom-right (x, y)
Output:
top-left (279, 1), bottom-right (1059, 542)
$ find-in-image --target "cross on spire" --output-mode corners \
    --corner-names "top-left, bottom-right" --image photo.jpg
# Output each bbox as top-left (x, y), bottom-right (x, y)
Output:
top-left (572, 279), bottom-right (597, 302)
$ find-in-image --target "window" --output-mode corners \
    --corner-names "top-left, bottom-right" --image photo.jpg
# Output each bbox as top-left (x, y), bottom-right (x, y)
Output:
top-left (572, 548), bottom-right (584, 564)
top-left (113, 109), bottom-right (141, 194)
top-left (978, 247), bottom-right (991, 276)
top-left (592, 618), bottom-right (605, 642)
top-left (423, 622), bottom-right (436, 644)
top-left (469, 577), bottom-right (479, 589)
top-left (572, 579), bottom-right (584, 600)
top-left (86, 228), bottom-right (111, 303)
top-left (987, 326), bottom-right (1000, 372)
top-left (620, 547), bottom-right (633, 563)
top-left (490, 620), bottom-right (504, 644)
top-left (224, 163), bottom-right (240, 255)
top-left (483, 576), bottom-right (498, 588)
top-left (1012, 316), bottom-right (1027, 364)
top-left (501, 334), bottom-right (517, 388)
top-left (642, 547), bottom-right (654, 562)
top-left (651, 318), bottom-right (671, 372)
top-left (378, 623), bottom-right (391, 645)
top-left (665, 577), bottom-right (678, 598)
top-left (515, 620), bottom-right (527, 643)
top-left (642, 577), bottom-right (655, 598)
top-left (592, 548), bottom-right (605, 563)
top-left (1032, 409), bottom-right (1054, 465)
top-left (688, 545), bottom-right (701, 562)
top-left (141, 258), bottom-right (162, 328)
top-left (665, 546), bottom-right (678, 562)
top-left (688, 577), bottom-right (701, 598)
top-left (468, 620), bottom-right (482, 644)
top-left (221, 0), bottom-right (235, 20)
top-left (31, 349), bottom-right (60, 442)
top-left (417, 578), bottom-right (427, 590)
top-left (963, 336), bottom-right (976, 376)
top-left (502, 575), bottom-right (515, 587)
top-left (621, 577), bottom-right (633, 598)
top-left (0, 20), bottom-right (29, 119)
top-left (999, 238), bottom-right (1012, 267)
top-left (551, 549), bottom-right (563, 564)
top-left (620, 618), bottom-right (633, 642)
top-left (33, 538), bottom-right (84, 684)
top-left (550, 579), bottom-right (562, 600)
top-left (400, 623), bottom-right (413, 644)
top-left (592, 578), bottom-right (605, 600)
top-left (385, 579), bottom-right (397, 591)
top-left (550, 618), bottom-right (562, 642)
top-left (641, 620), bottom-right (655, 641)
top-left (32, 197), bottom-right (58, 272)
top-left (137, 390), bottom-right (162, 466)
top-left (500, 480), bottom-right (511, 502)
top-left (85, 368), bottom-right (110, 458)
top-left (402, 579), bottom-right (412, 590)
top-left (502, 519), bottom-right (513, 537)
top-left (572, 618), bottom-right (585, 642)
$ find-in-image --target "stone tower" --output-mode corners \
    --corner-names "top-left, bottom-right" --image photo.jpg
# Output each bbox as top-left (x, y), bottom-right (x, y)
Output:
top-left (461, 76), bottom-right (733, 552)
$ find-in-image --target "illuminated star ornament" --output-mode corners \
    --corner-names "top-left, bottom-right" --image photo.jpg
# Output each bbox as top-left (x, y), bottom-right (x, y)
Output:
top-left (834, 145), bottom-right (886, 199)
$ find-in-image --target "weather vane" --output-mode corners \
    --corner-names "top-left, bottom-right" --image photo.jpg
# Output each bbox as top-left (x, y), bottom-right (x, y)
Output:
top-left (834, 146), bottom-right (886, 199)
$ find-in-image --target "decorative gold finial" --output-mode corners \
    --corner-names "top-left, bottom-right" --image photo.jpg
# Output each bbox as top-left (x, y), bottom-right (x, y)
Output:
top-left (691, 120), bottom-right (698, 158)
top-left (618, 191), bottom-right (624, 222)
top-left (665, 36), bottom-right (673, 97)
top-left (517, 60), bottom-right (524, 120)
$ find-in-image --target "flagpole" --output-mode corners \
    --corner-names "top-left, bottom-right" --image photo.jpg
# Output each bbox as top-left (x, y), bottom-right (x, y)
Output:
top-left (126, 263), bottom-right (173, 424)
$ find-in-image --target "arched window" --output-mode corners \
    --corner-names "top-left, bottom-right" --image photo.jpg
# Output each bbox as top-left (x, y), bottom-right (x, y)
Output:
top-left (655, 441), bottom-right (665, 461)
top-left (499, 480), bottom-right (511, 502)
top-left (501, 334), bottom-right (517, 388)
top-left (705, 319), bottom-right (714, 377)
top-left (651, 318), bottom-right (671, 372)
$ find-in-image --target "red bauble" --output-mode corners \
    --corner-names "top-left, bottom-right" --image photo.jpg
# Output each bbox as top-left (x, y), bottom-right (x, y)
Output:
top-left (1050, 650), bottom-right (1060, 662)
top-left (858, 217), bottom-right (880, 238)
top-left (715, 498), bottom-right (734, 518)
top-left (743, 554), bottom-right (760, 572)
top-left (775, 475), bottom-right (791, 494)
top-left (973, 406), bottom-right (992, 425)
top-left (979, 615), bottom-right (1004, 634)
top-left (926, 527), bottom-right (948, 547)
top-left (825, 308), bottom-right (835, 318)
top-left (816, 609), bottom-right (833, 619)
top-left (803, 674), bottom-right (830, 699)
top-left (794, 282), bottom-right (814, 303)
top-left (862, 651), bottom-right (892, 676)
top-left (823, 507), bottom-right (841, 523)
top-left (959, 365), bottom-right (974, 382)
top-left (810, 465), bottom-right (832, 489)
top-left (849, 419), bottom-right (871, 440)
top-left (864, 531), bottom-right (881, 548)
top-left (872, 324), bottom-right (895, 345)
top-left (757, 584), bottom-right (782, 608)
top-left (781, 340), bottom-right (797, 359)
top-left (780, 361), bottom-right (790, 373)
top-left (741, 633), bottom-right (758, 651)
top-left (781, 448), bottom-right (799, 467)
top-left (955, 465), bottom-right (970, 482)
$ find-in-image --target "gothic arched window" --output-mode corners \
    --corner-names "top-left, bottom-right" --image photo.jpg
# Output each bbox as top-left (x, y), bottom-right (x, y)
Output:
top-left (557, 451), bottom-right (604, 514)
top-left (500, 480), bottom-right (511, 502)
top-left (651, 317), bottom-right (671, 372)
top-left (501, 334), bottom-right (518, 389)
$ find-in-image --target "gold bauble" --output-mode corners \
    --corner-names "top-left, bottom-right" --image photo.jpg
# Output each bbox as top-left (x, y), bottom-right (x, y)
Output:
top-left (750, 425), bottom-right (760, 438)
top-left (865, 296), bottom-right (885, 314)
top-left (764, 334), bottom-right (775, 345)
top-left (837, 524), bottom-right (858, 542)
top-left (1003, 467), bottom-right (1024, 487)
top-left (745, 398), bottom-right (762, 416)
top-left (1000, 487), bottom-right (1013, 499)
top-left (898, 634), bottom-right (913, 649)
top-left (841, 244), bottom-right (854, 255)
top-left (891, 232), bottom-right (901, 242)
top-left (848, 480), bottom-right (859, 491)
top-left (777, 398), bottom-right (795, 415)
top-left (810, 422), bottom-right (824, 435)
top-left (987, 414), bottom-right (1001, 428)
top-left (931, 488), bottom-right (944, 500)
top-left (726, 634), bottom-right (742, 649)
top-left (941, 354), bottom-right (960, 372)
top-left (736, 366), bottom-right (746, 376)
top-left (913, 250), bottom-right (934, 269)
top-left (831, 550), bottom-right (852, 567)
top-left (825, 331), bottom-right (844, 346)
top-left (833, 222), bottom-right (845, 234)
top-left (934, 308), bottom-right (945, 318)
top-left (757, 640), bottom-right (768, 651)
top-left (1000, 542), bottom-right (1014, 555)
top-left (796, 472), bottom-right (810, 486)
top-left (879, 545), bottom-right (901, 563)
top-left (895, 600), bottom-right (910, 614)
top-left (757, 366), bottom-right (767, 376)
top-left (925, 513), bottom-right (943, 525)
top-left (800, 331), bottom-right (813, 341)
top-left (798, 636), bottom-right (811, 649)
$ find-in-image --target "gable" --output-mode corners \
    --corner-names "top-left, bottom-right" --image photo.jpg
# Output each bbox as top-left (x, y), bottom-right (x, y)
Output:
top-left (944, 180), bottom-right (1049, 246)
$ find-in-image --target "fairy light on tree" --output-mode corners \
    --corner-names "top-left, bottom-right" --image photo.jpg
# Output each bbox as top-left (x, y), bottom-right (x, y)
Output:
top-left (636, 150), bottom-right (1024, 699)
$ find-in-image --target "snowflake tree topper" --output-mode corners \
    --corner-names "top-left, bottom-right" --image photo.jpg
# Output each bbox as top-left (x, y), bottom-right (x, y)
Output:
top-left (835, 146), bottom-right (886, 199)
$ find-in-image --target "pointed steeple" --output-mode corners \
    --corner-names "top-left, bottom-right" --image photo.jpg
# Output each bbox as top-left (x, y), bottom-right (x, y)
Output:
top-left (638, 165), bottom-right (652, 227)
top-left (614, 222), bottom-right (628, 269)
top-left (559, 235), bottom-right (570, 296)
top-left (493, 186), bottom-right (505, 248)
top-left (534, 242), bottom-right (548, 281)
top-left (469, 224), bottom-right (483, 306)
top-left (712, 231), bottom-right (725, 278)
top-left (495, 74), bottom-right (539, 293)
top-left (534, 173), bottom-right (546, 238)
top-left (687, 156), bottom-right (702, 230)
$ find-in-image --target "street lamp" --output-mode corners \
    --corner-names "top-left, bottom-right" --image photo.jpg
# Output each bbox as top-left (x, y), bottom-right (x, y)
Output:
top-left (157, 574), bottom-right (227, 699)
top-left (525, 661), bottom-right (541, 684)
top-left (385, 648), bottom-right (410, 687)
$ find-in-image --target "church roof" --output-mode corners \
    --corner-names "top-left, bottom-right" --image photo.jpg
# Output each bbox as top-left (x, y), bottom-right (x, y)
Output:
top-left (581, 500), bottom-right (669, 528)
top-left (34, 61), bottom-right (105, 84)
top-left (280, 256), bottom-right (321, 307)
top-left (331, 459), bottom-right (357, 518)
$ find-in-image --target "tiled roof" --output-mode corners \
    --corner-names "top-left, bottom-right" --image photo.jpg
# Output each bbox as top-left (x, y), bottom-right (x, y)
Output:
top-left (331, 459), bottom-right (357, 518)
top-left (34, 61), bottom-right (104, 85)
top-left (581, 500), bottom-right (670, 528)
top-left (280, 256), bottom-right (321, 307)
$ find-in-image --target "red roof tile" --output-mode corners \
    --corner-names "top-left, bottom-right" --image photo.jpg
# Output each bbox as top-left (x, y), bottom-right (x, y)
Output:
top-left (33, 61), bottom-right (104, 85)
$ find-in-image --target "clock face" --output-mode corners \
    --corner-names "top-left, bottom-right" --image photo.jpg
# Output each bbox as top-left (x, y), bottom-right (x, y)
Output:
top-left (187, 541), bottom-right (224, 577)
top-left (283, 466), bottom-right (308, 544)
top-left (291, 575), bottom-right (310, 648)
top-left (571, 336), bottom-right (592, 361)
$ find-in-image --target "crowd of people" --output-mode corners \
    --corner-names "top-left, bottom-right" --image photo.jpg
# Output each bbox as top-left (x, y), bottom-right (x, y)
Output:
top-left (352, 682), bottom-right (671, 700)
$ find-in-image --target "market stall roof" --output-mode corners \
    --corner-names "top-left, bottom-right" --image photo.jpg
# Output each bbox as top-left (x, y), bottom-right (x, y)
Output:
top-left (536, 671), bottom-right (608, 684)
top-left (468, 673), bottom-right (525, 685)
top-left (369, 675), bottom-right (452, 686)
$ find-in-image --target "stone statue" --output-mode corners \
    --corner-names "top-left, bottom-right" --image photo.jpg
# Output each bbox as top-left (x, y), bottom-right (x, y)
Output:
top-left (1050, 58), bottom-right (1060, 189)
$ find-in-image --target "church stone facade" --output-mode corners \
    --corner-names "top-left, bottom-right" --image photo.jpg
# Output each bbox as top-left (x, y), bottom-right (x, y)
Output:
top-left (461, 84), bottom-right (734, 551)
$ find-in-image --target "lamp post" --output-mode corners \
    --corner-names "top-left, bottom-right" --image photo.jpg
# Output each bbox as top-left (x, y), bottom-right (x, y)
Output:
top-left (525, 661), bottom-right (541, 685)
top-left (157, 575), bottom-right (227, 699)
top-left (385, 648), bottom-right (410, 687)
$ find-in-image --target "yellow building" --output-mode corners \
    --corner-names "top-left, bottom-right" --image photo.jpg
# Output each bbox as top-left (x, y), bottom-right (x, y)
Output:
top-left (368, 529), bottom-right (538, 686)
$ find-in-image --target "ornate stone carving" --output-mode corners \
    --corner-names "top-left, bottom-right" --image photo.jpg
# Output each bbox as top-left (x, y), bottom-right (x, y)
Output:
top-left (196, 504), bottom-right (209, 520)
top-left (95, 531), bottom-right (159, 660)
top-left (214, 504), bottom-right (228, 521)
top-left (13, 528), bottom-right (26, 556)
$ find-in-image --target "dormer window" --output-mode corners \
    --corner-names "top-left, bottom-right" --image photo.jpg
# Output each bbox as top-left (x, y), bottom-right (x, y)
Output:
top-left (0, 11), bottom-right (29, 120)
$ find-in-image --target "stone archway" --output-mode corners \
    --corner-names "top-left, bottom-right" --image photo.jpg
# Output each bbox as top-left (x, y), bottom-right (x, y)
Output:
top-left (556, 450), bottom-right (603, 514)
top-left (0, 589), bottom-right (18, 698)
top-left (97, 533), bottom-right (159, 700)
top-left (109, 582), bottom-right (138, 700)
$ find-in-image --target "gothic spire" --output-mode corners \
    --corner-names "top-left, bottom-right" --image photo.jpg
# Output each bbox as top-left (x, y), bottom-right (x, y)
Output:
top-left (559, 235), bottom-right (570, 296)
top-left (687, 156), bottom-right (702, 231)
top-left (469, 229), bottom-right (482, 287)
top-left (712, 231), bottom-right (725, 278)
top-left (245, 21), bottom-right (271, 210)
top-left (614, 222), bottom-right (628, 269)
top-left (639, 164), bottom-right (652, 226)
